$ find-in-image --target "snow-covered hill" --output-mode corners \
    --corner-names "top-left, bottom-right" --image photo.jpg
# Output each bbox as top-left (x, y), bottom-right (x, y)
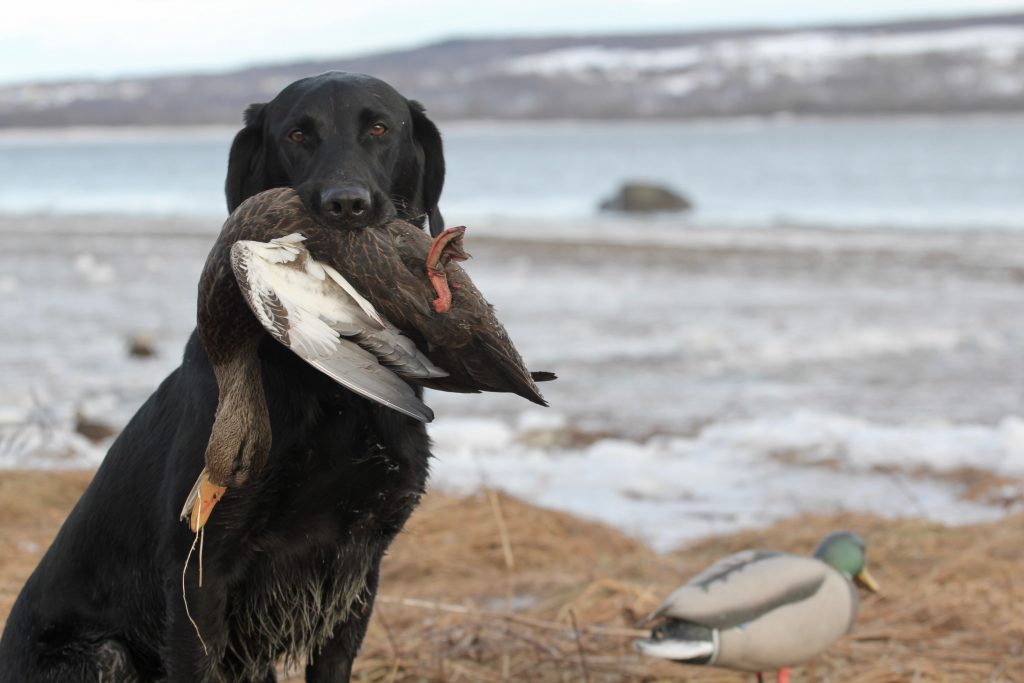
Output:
top-left (2, 13), bottom-right (1023, 125)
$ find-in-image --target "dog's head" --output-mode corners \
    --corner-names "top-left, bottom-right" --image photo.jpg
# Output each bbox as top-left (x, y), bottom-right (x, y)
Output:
top-left (225, 72), bottom-right (445, 235)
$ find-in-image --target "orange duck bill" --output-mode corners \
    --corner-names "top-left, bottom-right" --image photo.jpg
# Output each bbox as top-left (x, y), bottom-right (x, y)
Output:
top-left (180, 469), bottom-right (227, 533)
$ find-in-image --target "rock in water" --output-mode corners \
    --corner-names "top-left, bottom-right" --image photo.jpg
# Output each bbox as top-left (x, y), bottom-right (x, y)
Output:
top-left (600, 182), bottom-right (692, 213)
top-left (127, 333), bottom-right (157, 358)
top-left (74, 412), bottom-right (118, 443)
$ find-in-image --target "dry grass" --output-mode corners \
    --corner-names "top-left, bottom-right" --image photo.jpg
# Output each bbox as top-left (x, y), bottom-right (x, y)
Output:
top-left (0, 469), bottom-right (94, 620)
top-left (1, 470), bottom-right (1021, 682)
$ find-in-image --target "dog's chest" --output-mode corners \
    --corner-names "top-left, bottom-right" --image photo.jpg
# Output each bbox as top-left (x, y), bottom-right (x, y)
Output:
top-left (222, 540), bottom-right (375, 676)
top-left (211, 392), bottom-right (429, 677)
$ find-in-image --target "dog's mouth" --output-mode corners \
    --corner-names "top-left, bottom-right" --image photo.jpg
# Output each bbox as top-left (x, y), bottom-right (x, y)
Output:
top-left (298, 183), bottom-right (395, 231)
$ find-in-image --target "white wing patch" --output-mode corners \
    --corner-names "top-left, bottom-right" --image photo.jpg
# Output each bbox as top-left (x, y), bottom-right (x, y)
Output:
top-left (322, 262), bottom-right (386, 327)
top-left (230, 234), bottom-right (446, 422)
top-left (256, 233), bottom-right (305, 262)
top-left (634, 637), bottom-right (716, 662)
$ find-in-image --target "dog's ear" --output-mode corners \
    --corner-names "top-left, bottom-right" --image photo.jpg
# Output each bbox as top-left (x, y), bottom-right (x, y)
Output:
top-left (225, 103), bottom-right (267, 212)
top-left (408, 100), bottom-right (446, 236)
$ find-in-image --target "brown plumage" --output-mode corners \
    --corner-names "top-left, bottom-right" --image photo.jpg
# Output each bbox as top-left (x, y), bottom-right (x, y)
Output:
top-left (183, 187), bottom-right (554, 530)
top-left (301, 216), bottom-right (551, 404)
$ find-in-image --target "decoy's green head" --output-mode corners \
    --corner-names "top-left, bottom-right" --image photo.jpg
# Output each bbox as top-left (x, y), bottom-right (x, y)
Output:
top-left (814, 531), bottom-right (880, 593)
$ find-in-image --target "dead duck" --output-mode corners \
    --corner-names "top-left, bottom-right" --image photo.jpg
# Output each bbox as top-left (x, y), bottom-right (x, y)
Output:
top-left (635, 531), bottom-right (879, 683)
top-left (182, 187), bottom-right (553, 531)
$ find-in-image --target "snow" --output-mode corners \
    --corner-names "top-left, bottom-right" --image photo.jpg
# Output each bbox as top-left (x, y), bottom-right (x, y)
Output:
top-left (0, 80), bottom-right (151, 111)
top-left (427, 411), bottom-right (1024, 550)
top-left (72, 252), bottom-right (117, 285)
top-left (699, 412), bottom-right (1024, 475)
top-left (505, 46), bottom-right (704, 78)
top-left (501, 25), bottom-right (1024, 93)
top-left (719, 27), bottom-right (1024, 64)
top-left (505, 27), bottom-right (1024, 78)
top-left (7, 399), bottom-right (1017, 550)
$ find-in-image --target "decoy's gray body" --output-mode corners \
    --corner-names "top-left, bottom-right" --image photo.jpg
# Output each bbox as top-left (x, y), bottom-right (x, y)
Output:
top-left (636, 532), bottom-right (878, 674)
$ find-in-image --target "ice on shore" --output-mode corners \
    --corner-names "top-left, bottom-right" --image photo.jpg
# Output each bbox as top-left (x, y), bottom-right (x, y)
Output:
top-left (427, 411), bottom-right (1024, 550)
top-left (3, 406), bottom-right (1020, 550)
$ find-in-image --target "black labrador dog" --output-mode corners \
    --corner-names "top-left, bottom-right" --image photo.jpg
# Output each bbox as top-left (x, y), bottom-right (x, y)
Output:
top-left (0, 72), bottom-right (445, 682)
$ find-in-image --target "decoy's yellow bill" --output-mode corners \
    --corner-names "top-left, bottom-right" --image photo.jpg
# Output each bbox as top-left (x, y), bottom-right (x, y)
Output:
top-left (855, 568), bottom-right (880, 593)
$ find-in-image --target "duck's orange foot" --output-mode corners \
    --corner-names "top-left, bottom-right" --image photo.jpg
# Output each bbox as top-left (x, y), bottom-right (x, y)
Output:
top-left (426, 226), bottom-right (469, 314)
top-left (179, 469), bottom-right (227, 533)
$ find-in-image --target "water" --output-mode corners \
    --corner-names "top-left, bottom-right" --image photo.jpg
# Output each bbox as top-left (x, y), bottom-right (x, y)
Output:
top-left (1, 117), bottom-right (1023, 229)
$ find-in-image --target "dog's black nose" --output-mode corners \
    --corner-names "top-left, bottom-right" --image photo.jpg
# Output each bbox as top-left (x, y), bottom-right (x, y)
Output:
top-left (319, 185), bottom-right (373, 224)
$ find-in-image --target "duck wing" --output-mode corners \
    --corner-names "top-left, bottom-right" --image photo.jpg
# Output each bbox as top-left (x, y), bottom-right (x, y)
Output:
top-left (231, 233), bottom-right (446, 423)
top-left (321, 220), bottom-right (552, 404)
top-left (644, 550), bottom-right (829, 629)
top-left (423, 312), bottom-right (549, 405)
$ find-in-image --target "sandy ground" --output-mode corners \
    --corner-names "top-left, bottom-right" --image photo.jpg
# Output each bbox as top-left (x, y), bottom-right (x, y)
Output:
top-left (1, 470), bottom-right (1021, 682)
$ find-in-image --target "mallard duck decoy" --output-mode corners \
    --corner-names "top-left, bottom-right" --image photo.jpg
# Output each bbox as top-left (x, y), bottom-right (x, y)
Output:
top-left (635, 531), bottom-right (879, 683)
top-left (181, 187), bottom-right (554, 531)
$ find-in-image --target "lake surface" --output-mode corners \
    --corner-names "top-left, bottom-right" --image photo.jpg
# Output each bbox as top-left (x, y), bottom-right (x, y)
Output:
top-left (0, 117), bottom-right (1023, 229)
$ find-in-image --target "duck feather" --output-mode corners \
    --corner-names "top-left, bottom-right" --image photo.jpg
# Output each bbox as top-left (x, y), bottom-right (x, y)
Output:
top-left (230, 235), bottom-right (445, 423)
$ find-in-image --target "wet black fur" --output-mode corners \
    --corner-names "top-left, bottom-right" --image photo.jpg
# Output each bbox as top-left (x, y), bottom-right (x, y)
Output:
top-left (0, 72), bottom-right (446, 682)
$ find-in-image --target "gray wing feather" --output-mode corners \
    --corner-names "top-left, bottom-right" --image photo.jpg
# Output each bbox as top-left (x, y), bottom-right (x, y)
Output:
top-left (651, 552), bottom-right (829, 629)
top-left (302, 339), bottom-right (435, 422)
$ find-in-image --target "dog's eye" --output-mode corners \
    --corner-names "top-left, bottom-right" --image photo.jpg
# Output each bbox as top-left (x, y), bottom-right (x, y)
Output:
top-left (287, 129), bottom-right (306, 143)
top-left (368, 123), bottom-right (388, 138)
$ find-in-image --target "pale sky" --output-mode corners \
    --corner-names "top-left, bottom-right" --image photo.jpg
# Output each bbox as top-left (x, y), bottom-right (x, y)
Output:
top-left (3, 0), bottom-right (1022, 85)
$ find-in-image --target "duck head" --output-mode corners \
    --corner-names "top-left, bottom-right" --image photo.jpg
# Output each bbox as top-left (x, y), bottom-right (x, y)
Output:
top-left (814, 531), bottom-right (880, 593)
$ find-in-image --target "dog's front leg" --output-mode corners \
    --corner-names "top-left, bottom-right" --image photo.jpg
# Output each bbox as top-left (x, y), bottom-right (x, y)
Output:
top-left (163, 565), bottom-right (229, 683)
top-left (305, 565), bottom-right (380, 683)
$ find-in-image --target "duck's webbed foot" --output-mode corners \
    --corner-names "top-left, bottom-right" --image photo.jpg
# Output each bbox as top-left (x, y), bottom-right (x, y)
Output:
top-left (179, 468), bottom-right (227, 532)
top-left (425, 226), bottom-right (469, 314)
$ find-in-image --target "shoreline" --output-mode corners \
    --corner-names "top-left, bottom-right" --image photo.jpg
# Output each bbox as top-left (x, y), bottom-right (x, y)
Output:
top-left (5, 210), bottom-right (1024, 242)
top-left (3, 212), bottom-right (1023, 548)
top-left (4, 112), bottom-right (1024, 138)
